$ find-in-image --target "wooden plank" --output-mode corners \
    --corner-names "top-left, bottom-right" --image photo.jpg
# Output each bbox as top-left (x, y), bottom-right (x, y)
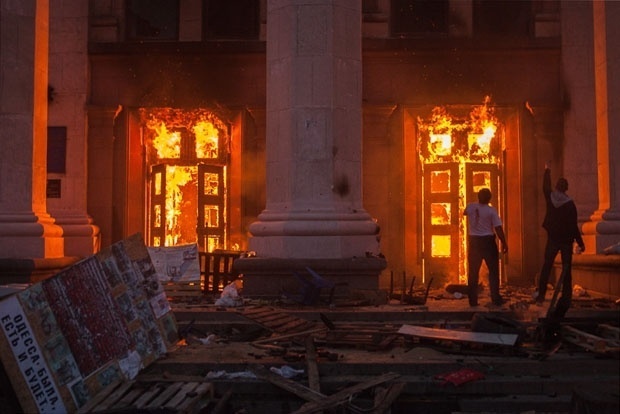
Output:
top-left (133, 384), bottom-right (165, 408)
top-left (93, 381), bottom-right (136, 411)
top-left (251, 366), bottom-right (324, 403)
top-left (292, 372), bottom-right (401, 414)
top-left (376, 334), bottom-right (399, 349)
top-left (111, 386), bottom-right (145, 409)
top-left (254, 313), bottom-right (295, 324)
top-left (267, 318), bottom-right (308, 331)
top-left (370, 382), bottom-right (407, 414)
top-left (137, 374), bottom-right (209, 383)
top-left (240, 306), bottom-right (276, 317)
top-left (398, 324), bottom-right (518, 346)
top-left (562, 325), bottom-right (615, 354)
top-left (164, 382), bottom-right (200, 409)
top-left (305, 336), bottom-right (321, 393)
top-left (253, 366), bottom-right (401, 414)
top-left (146, 382), bottom-right (185, 408)
top-left (77, 379), bottom-right (125, 414)
top-left (176, 382), bottom-right (214, 413)
top-left (277, 318), bottom-right (317, 332)
top-left (252, 327), bottom-right (327, 344)
top-left (210, 387), bottom-right (233, 414)
top-left (598, 324), bottom-right (620, 341)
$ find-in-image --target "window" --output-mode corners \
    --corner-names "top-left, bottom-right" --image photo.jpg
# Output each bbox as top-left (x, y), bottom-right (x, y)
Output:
top-left (391, 0), bottom-right (449, 37)
top-left (126, 0), bottom-right (179, 41)
top-left (204, 0), bottom-right (260, 40)
top-left (47, 126), bottom-right (67, 174)
top-left (473, 0), bottom-right (532, 37)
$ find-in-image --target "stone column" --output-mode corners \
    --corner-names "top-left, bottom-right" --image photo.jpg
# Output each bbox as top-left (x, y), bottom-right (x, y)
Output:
top-left (237, 0), bottom-right (385, 296)
top-left (47, 0), bottom-right (100, 257)
top-left (0, 0), bottom-right (64, 259)
top-left (581, 1), bottom-right (620, 253)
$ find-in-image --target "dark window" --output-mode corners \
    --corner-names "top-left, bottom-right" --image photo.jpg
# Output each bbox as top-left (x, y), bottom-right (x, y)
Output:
top-left (473, 0), bottom-right (532, 37)
top-left (47, 126), bottom-right (66, 174)
top-left (203, 0), bottom-right (260, 40)
top-left (47, 179), bottom-right (62, 198)
top-left (391, 0), bottom-right (449, 37)
top-left (126, 0), bottom-right (179, 41)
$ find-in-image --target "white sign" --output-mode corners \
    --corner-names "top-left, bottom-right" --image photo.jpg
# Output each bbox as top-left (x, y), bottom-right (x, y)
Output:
top-left (0, 295), bottom-right (67, 414)
top-left (147, 244), bottom-right (200, 282)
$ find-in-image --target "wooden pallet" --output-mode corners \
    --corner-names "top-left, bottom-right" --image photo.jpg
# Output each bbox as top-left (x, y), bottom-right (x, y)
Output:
top-left (200, 251), bottom-right (241, 293)
top-left (77, 379), bottom-right (214, 413)
top-left (163, 281), bottom-right (205, 304)
top-left (562, 325), bottom-right (620, 356)
top-left (238, 306), bottom-right (320, 335)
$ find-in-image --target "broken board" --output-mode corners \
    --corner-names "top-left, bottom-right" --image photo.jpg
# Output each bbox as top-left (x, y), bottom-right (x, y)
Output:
top-left (398, 324), bottom-right (518, 346)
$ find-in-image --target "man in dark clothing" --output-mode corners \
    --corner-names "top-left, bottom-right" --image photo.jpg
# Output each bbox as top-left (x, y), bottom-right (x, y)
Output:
top-left (536, 164), bottom-right (585, 318)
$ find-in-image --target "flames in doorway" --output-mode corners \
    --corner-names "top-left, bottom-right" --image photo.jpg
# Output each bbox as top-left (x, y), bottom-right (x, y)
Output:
top-left (417, 97), bottom-right (504, 284)
top-left (140, 108), bottom-right (230, 252)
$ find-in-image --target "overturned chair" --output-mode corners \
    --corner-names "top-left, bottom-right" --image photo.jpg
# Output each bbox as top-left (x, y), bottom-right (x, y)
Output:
top-left (284, 267), bottom-right (348, 306)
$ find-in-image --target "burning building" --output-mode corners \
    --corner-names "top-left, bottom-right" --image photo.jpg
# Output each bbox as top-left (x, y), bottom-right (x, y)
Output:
top-left (0, 0), bottom-right (618, 297)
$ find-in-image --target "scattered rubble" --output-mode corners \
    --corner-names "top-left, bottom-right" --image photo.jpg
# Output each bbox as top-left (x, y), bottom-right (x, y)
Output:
top-left (2, 261), bottom-right (619, 413)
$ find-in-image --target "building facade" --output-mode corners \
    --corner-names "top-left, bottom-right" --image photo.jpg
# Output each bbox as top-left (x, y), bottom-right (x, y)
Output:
top-left (1, 0), bottom-right (618, 294)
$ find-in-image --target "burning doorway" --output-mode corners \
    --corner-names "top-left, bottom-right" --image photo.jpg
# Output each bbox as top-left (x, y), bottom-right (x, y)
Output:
top-left (141, 108), bottom-right (231, 252)
top-left (417, 97), bottom-right (505, 285)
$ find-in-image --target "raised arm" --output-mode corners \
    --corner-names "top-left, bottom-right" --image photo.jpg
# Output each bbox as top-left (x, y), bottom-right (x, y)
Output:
top-left (543, 165), bottom-right (552, 197)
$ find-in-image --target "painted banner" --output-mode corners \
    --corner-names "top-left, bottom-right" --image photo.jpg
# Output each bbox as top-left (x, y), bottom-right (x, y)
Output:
top-left (0, 295), bottom-right (66, 413)
top-left (0, 233), bottom-right (178, 413)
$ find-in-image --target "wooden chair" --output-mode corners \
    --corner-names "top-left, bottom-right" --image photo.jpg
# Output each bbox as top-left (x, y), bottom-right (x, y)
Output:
top-left (199, 250), bottom-right (241, 293)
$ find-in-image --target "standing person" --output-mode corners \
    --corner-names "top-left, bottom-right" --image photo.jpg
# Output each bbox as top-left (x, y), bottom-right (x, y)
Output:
top-left (536, 164), bottom-right (585, 318)
top-left (464, 188), bottom-right (508, 307)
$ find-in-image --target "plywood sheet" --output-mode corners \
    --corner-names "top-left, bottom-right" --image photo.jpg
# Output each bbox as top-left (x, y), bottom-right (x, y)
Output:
top-left (398, 324), bottom-right (518, 346)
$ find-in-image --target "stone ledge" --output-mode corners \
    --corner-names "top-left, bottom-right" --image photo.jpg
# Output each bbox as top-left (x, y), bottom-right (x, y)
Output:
top-left (0, 257), bottom-right (80, 284)
top-left (565, 254), bottom-right (620, 299)
top-left (572, 253), bottom-right (620, 268)
top-left (234, 256), bottom-right (387, 297)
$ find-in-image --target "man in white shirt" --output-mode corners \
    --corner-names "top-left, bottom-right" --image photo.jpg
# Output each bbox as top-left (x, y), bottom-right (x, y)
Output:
top-left (463, 188), bottom-right (508, 307)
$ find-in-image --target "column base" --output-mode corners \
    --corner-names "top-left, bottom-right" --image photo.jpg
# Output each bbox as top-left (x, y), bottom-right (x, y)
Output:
top-left (582, 209), bottom-right (620, 254)
top-left (233, 256), bottom-right (387, 299)
top-left (555, 254), bottom-right (620, 299)
top-left (53, 214), bottom-right (101, 257)
top-left (0, 256), bottom-right (80, 284)
top-left (0, 213), bottom-right (64, 258)
top-left (247, 211), bottom-right (382, 259)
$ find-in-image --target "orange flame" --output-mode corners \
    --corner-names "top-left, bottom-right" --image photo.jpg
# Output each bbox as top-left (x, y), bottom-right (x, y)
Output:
top-left (141, 108), bottom-right (229, 248)
top-left (418, 96), bottom-right (502, 284)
